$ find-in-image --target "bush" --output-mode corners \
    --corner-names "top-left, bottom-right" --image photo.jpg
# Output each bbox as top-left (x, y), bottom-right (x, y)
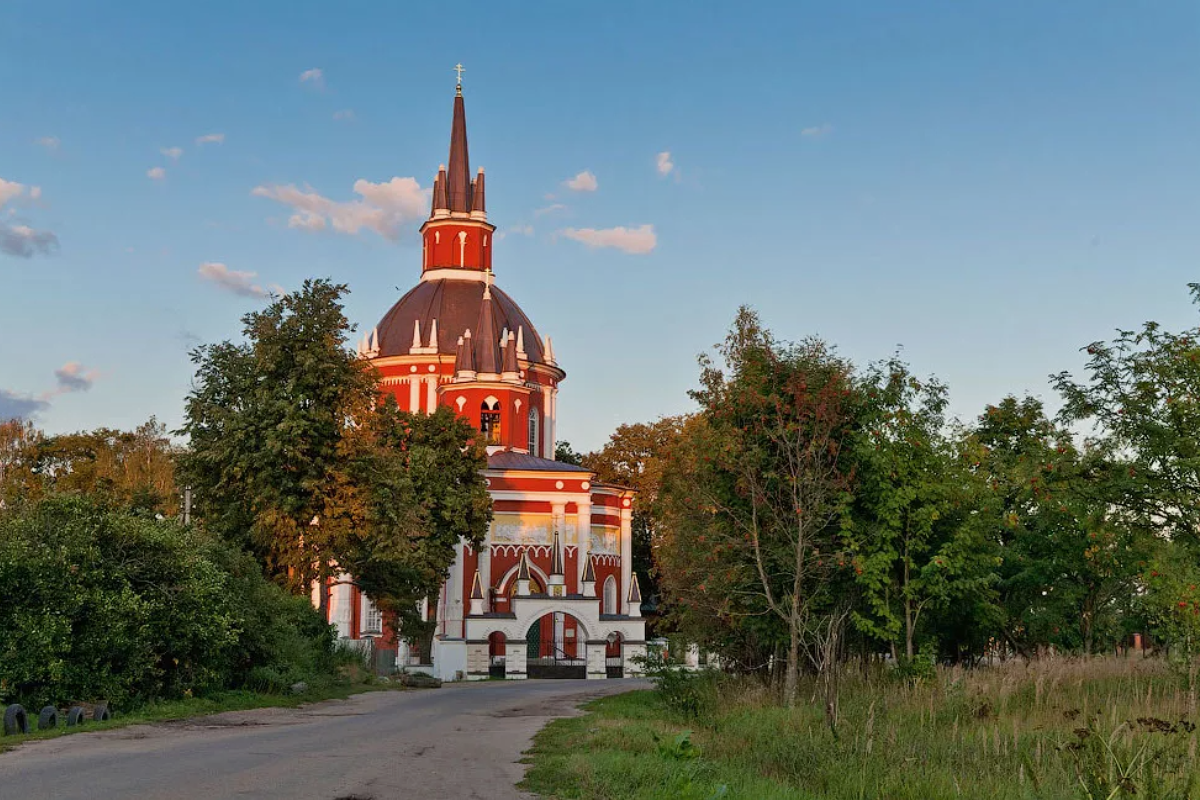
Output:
top-left (0, 495), bottom-right (339, 709)
top-left (636, 650), bottom-right (723, 719)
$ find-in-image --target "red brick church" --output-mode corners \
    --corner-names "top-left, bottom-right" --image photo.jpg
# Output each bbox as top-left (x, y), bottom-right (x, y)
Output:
top-left (316, 75), bottom-right (647, 680)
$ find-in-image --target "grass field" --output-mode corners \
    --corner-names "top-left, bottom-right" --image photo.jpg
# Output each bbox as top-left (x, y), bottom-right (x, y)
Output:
top-left (521, 657), bottom-right (1200, 800)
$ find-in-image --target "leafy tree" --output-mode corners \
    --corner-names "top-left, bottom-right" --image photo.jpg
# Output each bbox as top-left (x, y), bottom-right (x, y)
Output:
top-left (1053, 285), bottom-right (1200, 546)
top-left (554, 440), bottom-right (584, 466)
top-left (30, 420), bottom-right (179, 516)
top-left (844, 359), bottom-right (997, 661)
top-left (661, 308), bottom-right (861, 710)
top-left (971, 397), bottom-right (1144, 655)
top-left (583, 416), bottom-right (687, 588)
top-left (345, 401), bottom-right (492, 637)
top-left (0, 419), bottom-right (41, 509)
top-left (177, 279), bottom-right (377, 597)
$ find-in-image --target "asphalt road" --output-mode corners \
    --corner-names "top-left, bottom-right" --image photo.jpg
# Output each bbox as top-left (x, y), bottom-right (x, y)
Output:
top-left (0, 679), bottom-right (648, 800)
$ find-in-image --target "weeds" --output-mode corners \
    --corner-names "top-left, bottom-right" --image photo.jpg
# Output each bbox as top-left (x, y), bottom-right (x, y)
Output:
top-left (523, 656), bottom-right (1200, 800)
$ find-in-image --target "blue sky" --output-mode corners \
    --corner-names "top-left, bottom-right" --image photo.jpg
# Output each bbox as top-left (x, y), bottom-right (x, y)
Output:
top-left (2, 1), bottom-right (1198, 450)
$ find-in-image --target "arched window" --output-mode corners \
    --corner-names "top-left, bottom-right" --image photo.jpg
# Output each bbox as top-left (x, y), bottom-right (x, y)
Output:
top-left (528, 407), bottom-right (540, 456)
top-left (480, 399), bottom-right (501, 444)
top-left (603, 575), bottom-right (618, 615)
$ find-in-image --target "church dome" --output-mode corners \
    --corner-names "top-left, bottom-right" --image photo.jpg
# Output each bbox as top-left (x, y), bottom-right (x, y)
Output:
top-left (374, 278), bottom-right (548, 365)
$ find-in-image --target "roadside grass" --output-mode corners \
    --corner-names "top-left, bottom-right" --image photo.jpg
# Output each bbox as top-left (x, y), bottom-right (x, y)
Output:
top-left (0, 678), bottom-right (401, 754)
top-left (521, 657), bottom-right (1200, 800)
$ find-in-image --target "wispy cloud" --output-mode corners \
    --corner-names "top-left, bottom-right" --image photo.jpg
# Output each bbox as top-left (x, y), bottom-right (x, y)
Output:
top-left (656, 151), bottom-right (675, 176)
top-left (0, 390), bottom-right (48, 421)
top-left (147, 166), bottom-right (166, 180)
top-left (561, 224), bottom-right (656, 255)
top-left (35, 136), bottom-right (60, 152)
top-left (333, 109), bottom-right (355, 121)
top-left (1, 362), bottom-right (101, 421)
top-left (1, 224), bottom-right (58, 258)
top-left (299, 67), bottom-right (325, 89)
top-left (534, 203), bottom-right (567, 217)
top-left (0, 178), bottom-right (57, 258)
top-left (252, 177), bottom-right (429, 240)
top-left (195, 133), bottom-right (225, 146)
top-left (564, 170), bottom-right (598, 192)
top-left (50, 362), bottom-right (99, 395)
top-left (198, 261), bottom-right (274, 298)
top-left (801, 123), bottom-right (834, 139)
top-left (160, 146), bottom-right (183, 161)
top-left (496, 224), bottom-right (534, 241)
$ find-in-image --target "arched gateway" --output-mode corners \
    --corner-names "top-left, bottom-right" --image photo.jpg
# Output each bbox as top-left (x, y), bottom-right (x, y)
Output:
top-left (312, 74), bottom-right (647, 680)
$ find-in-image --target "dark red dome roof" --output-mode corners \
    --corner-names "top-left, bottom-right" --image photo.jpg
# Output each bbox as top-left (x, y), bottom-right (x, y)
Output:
top-left (375, 279), bottom-right (547, 364)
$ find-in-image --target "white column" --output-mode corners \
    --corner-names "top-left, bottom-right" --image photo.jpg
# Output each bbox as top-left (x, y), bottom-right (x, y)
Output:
top-left (409, 377), bottom-right (420, 413)
top-left (541, 386), bottom-right (553, 458)
top-left (425, 376), bottom-right (437, 413)
top-left (331, 579), bottom-right (353, 638)
top-left (620, 505), bottom-right (633, 615)
top-left (550, 388), bottom-right (558, 457)
top-left (480, 544), bottom-right (492, 612)
top-left (576, 500), bottom-right (592, 592)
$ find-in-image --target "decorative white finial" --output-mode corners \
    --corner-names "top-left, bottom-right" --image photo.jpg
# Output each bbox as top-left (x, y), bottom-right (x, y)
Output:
top-left (516, 326), bottom-right (526, 357)
top-left (454, 63), bottom-right (465, 88)
top-left (411, 319), bottom-right (422, 351)
top-left (428, 318), bottom-right (438, 349)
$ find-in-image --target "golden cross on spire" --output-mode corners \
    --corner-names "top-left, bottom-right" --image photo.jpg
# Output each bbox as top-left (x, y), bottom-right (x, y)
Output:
top-left (454, 63), bottom-right (465, 88)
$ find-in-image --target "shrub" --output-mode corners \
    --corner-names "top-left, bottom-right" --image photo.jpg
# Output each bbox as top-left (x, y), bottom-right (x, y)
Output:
top-left (637, 650), bottom-right (723, 719)
top-left (0, 495), bottom-right (339, 708)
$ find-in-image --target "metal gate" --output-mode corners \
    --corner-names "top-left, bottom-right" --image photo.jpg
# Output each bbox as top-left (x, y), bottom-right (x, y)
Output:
top-left (527, 640), bottom-right (587, 679)
top-left (489, 655), bottom-right (506, 679)
top-left (605, 656), bottom-right (624, 678)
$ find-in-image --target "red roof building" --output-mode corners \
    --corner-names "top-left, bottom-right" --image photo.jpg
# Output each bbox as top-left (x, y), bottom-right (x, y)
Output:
top-left (322, 77), bottom-right (646, 681)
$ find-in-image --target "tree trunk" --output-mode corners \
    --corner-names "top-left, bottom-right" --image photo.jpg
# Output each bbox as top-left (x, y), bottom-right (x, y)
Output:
top-left (785, 617), bottom-right (800, 706)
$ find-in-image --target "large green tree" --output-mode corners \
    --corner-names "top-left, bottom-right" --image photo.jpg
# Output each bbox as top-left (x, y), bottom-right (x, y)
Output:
top-left (583, 416), bottom-right (687, 590)
top-left (178, 279), bottom-right (376, 595)
top-left (345, 401), bottom-right (492, 634)
top-left (844, 360), bottom-right (997, 661)
top-left (660, 308), bottom-right (861, 709)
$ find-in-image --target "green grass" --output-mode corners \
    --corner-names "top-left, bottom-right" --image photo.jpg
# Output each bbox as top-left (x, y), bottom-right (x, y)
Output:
top-left (0, 681), bottom-right (401, 754)
top-left (521, 657), bottom-right (1200, 800)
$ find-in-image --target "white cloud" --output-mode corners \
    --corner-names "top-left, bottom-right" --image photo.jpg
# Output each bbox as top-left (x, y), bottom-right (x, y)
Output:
top-left (561, 224), bottom-right (656, 255)
top-left (35, 136), bottom-right (60, 152)
top-left (147, 166), bottom-right (166, 180)
top-left (497, 224), bottom-right (534, 241)
top-left (1, 223), bottom-right (58, 258)
top-left (160, 146), bottom-right (183, 161)
top-left (801, 123), bottom-right (834, 138)
top-left (198, 262), bottom-right (273, 298)
top-left (195, 133), bottom-right (225, 145)
top-left (656, 151), bottom-right (674, 176)
top-left (333, 109), bottom-right (355, 121)
top-left (0, 179), bottom-right (25, 207)
top-left (252, 177), bottom-right (429, 240)
top-left (564, 170), bottom-right (598, 192)
top-left (299, 68), bottom-right (325, 88)
top-left (51, 362), bottom-right (99, 394)
top-left (0, 179), bottom-right (57, 258)
top-left (534, 203), bottom-right (567, 217)
top-left (0, 390), bottom-right (48, 421)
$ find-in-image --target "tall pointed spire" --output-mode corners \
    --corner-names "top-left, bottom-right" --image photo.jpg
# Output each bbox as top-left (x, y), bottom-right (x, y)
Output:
top-left (470, 167), bottom-right (486, 220)
top-left (550, 529), bottom-right (564, 576)
top-left (447, 84), bottom-right (471, 212)
top-left (475, 279), bottom-right (500, 374)
top-left (432, 164), bottom-right (449, 216)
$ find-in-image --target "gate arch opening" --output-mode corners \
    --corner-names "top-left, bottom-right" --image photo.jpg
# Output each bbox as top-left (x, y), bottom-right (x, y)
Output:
top-left (525, 611), bottom-right (588, 679)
